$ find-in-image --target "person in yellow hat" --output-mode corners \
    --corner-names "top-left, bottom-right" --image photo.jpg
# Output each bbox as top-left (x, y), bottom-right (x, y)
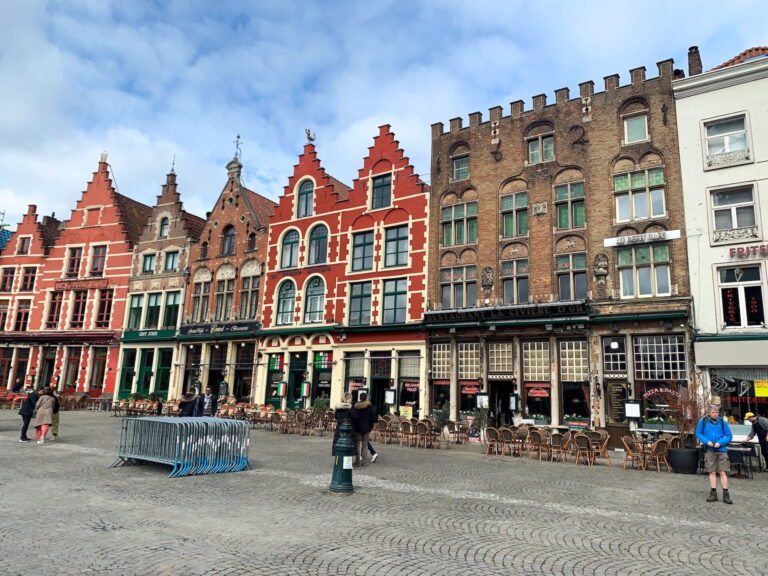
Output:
top-left (744, 412), bottom-right (768, 471)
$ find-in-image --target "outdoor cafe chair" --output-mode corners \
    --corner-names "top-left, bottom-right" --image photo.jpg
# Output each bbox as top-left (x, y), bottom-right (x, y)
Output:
top-left (528, 429), bottom-right (550, 461)
top-left (400, 421), bottom-right (415, 447)
top-left (484, 426), bottom-right (501, 455)
top-left (550, 432), bottom-right (567, 463)
top-left (415, 421), bottom-right (433, 449)
top-left (499, 427), bottom-right (517, 456)
top-left (594, 433), bottom-right (613, 466)
top-left (573, 433), bottom-right (595, 466)
top-left (620, 435), bottom-right (643, 470)
top-left (643, 439), bottom-right (671, 472)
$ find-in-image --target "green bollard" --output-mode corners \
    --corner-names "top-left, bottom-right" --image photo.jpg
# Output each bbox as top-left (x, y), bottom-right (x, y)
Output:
top-left (329, 420), bottom-right (355, 494)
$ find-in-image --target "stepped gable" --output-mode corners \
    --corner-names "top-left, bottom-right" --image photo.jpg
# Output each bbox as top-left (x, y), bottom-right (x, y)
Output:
top-left (326, 174), bottom-right (351, 201)
top-left (713, 46), bottom-right (768, 70)
top-left (39, 213), bottom-right (62, 249)
top-left (115, 192), bottom-right (153, 246)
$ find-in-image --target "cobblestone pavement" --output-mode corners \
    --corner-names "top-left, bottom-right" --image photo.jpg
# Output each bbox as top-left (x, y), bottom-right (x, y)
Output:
top-left (1, 411), bottom-right (765, 576)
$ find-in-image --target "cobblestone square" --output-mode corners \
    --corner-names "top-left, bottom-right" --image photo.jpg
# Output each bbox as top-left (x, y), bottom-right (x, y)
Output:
top-left (1, 411), bottom-right (765, 576)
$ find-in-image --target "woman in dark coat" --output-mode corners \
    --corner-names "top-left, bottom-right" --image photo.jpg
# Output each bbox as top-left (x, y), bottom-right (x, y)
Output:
top-left (178, 392), bottom-right (199, 417)
top-left (331, 392), bottom-right (356, 456)
top-left (18, 387), bottom-right (39, 442)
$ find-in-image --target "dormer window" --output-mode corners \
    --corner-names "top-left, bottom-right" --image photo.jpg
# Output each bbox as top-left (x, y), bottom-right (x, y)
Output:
top-left (159, 217), bottom-right (170, 238)
top-left (527, 134), bottom-right (554, 164)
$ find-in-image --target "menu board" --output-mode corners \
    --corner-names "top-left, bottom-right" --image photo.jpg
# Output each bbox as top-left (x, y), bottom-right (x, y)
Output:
top-left (606, 381), bottom-right (628, 423)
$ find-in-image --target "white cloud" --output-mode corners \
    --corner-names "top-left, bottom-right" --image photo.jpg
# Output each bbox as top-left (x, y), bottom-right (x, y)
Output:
top-left (0, 0), bottom-right (765, 229)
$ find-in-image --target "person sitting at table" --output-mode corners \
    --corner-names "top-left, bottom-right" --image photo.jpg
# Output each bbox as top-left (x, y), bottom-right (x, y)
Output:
top-left (695, 405), bottom-right (733, 505)
top-left (744, 412), bottom-right (768, 472)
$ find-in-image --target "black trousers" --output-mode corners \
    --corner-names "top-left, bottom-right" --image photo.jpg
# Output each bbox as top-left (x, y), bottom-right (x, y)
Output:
top-left (20, 415), bottom-right (32, 440)
top-left (759, 440), bottom-right (768, 471)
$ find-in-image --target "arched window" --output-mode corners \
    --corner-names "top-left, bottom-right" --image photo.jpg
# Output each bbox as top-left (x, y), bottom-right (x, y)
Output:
top-left (297, 180), bottom-right (314, 218)
top-left (281, 230), bottom-right (299, 268)
top-left (276, 281), bottom-right (295, 325)
top-left (159, 217), bottom-right (170, 238)
top-left (308, 225), bottom-right (328, 265)
top-left (200, 242), bottom-right (209, 259)
top-left (303, 277), bottom-right (325, 323)
top-left (247, 232), bottom-right (257, 251)
top-left (222, 225), bottom-right (236, 255)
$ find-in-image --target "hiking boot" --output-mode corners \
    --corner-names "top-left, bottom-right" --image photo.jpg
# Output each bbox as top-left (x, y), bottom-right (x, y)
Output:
top-left (722, 490), bottom-right (733, 505)
top-left (706, 489), bottom-right (718, 502)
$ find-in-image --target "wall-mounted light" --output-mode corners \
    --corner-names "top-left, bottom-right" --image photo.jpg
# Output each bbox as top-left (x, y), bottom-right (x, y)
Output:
top-left (663, 320), bottom-right (673, 331)
top-left (488, 325), bottom-right (497, 331)
top-left (449, 327), bottom-right (456, 334)
top-left (610, 323), bottom-right (620, 333)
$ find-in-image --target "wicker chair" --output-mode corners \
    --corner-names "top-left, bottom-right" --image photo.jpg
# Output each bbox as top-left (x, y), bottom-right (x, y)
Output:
top-left (643, 439), bottom-right (671, 472)
top-left (484, 426), bottom-right (501, 455)
top-left (620, 435), bottom-right (643, 470)
top-left (550, 432), bottom-right (567, 463)
top-left (528, 429), bottom-right (550, 461)
top-left (573, 433), bottom-right (595, 466)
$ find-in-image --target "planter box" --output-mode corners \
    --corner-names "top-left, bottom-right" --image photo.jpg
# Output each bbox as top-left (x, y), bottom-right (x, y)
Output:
top-left (642, 423), bottom-right (677, 431)
top-left (565, 421), bottom-right (590, 428)
top-left (533, 419), bottom-right (551, 426)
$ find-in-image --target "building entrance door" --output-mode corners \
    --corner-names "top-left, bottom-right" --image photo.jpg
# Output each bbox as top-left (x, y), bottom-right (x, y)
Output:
top-left (489, 379), bottom-right (516, 427)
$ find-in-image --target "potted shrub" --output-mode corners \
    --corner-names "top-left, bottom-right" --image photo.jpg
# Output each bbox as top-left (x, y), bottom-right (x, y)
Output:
top-left (530, 413), bottom-right (551, 426)
top-left (643, 416), bottom-right (677, 431)
top-left (563, 414), bottom-right (590, 428)
top-left (668, 372), bottom-right (707, 474)
top-left (431, 405), bottom-right (451, 448)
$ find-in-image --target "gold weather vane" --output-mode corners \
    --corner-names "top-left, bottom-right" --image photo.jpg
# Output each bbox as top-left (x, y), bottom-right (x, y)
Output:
top-left (306, 128), bottom-right (316, 143)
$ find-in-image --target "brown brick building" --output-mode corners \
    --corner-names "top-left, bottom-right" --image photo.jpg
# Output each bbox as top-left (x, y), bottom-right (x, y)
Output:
top-left (116, 170), bottom-right (206, 399)
top-left (427, 58), bottom-right (692, 433)
top-left (177, 157), bottom-right (276, 401)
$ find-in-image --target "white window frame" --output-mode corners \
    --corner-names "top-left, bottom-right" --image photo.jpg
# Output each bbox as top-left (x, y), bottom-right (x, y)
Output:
top-left (708, 183), bottom-right (760, 245)
top-left (716, 264), bottom-right (765, 329)
top-left (523, 341), bottom-right (550, 382)
top-left (702, 112), bottom-right (752, 170)
top-left (452, 155), bottom-right (469, 181)
top-left (458, 343), bottom-right (480, 379)
top-left (613, 168), bottom-right (666, 223)
top-left (527, 134), bottom-right (554, 164)
top-left (617, 244), bottom-right (671, 299)
top-left (431, 344), bottom-right (452, 379)
top-left (623, 113), bottom-right (649, 145)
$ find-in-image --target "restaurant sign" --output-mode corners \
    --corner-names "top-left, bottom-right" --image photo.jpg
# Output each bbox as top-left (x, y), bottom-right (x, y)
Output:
top-left (528, 388), bottom-right (550, 398)
top-left (604, 230), bottom-right (680, 247)
top-left (179, 320), bottom-right (261, 337)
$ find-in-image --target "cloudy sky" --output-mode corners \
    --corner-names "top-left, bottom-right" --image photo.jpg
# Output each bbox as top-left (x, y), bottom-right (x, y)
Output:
top-left (0, 0), bottom-right (765, 228)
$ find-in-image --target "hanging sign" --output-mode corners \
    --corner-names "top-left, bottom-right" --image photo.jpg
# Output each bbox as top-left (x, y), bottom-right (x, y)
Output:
top-left (755, 380), bottom-right (768, 397)
top-left (275, 381), bottom-right (287, 397)
top-left (300, 381), bottom-right (311, 398)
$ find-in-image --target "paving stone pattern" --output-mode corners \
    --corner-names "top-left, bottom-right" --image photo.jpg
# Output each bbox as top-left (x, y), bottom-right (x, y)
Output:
top-left (1, 411), bottom-right (765, 576)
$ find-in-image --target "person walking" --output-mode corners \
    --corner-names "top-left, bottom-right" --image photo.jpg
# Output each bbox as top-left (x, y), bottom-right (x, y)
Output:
top-left (744, 412), bottom-right (768, 471)
top-left (32, 388), bottom-right (56, 445)
top-left (352, 392), bottom-right (377, 467)
top-left (695, 404), bottom-right (733, 504)
top-left (332, 392), bottom-right (356, 458)
top-left (11, 377), bottom-right (24, 393)
top-left (48, 389), bottom-right (61, 440)
top-left (18, 386), bottom-right (39, 442)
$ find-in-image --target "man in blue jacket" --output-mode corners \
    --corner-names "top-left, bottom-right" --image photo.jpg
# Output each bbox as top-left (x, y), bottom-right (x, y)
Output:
top-left (695, 404), bottom-right (733, 504)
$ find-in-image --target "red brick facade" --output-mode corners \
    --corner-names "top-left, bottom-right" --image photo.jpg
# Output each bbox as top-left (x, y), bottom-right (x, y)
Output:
top-left (258, 126), bottom-right (429, 415)
top-left (0, 156), bottom-right (151, 395)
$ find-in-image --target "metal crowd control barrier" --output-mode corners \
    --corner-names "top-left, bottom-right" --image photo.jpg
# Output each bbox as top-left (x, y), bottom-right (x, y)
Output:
top-left (109, 417), bottom-right (250, 477)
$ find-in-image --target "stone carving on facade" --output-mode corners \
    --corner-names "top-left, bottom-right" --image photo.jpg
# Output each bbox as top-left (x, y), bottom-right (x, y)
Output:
top-left (241, 259), bottom-right (261, 276)
top-left (593, 253), bottom-right (609, 299)
top-left (707, 149), bottom-right (751, 167)
top-left (481, 266), bottom-right (494, 290)
top-left (713, 226), bottom-right (759, 243)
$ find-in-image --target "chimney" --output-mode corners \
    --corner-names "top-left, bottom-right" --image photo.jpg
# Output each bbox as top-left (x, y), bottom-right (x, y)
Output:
top-left (688, 46), bottom-right (702, 76)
